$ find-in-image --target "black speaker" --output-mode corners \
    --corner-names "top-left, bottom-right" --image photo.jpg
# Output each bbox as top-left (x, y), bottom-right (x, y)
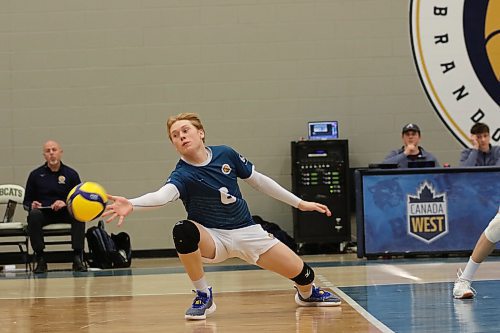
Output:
top-left (291, 140), bottom-right (350, 244)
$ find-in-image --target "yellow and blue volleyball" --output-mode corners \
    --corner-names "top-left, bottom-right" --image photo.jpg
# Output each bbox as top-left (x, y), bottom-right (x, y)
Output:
top-left (66, 182), bottom-right (108, 222)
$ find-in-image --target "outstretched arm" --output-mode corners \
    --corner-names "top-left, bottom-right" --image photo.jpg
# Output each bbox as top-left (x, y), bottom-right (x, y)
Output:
top-left (102, 195), bottom-right (133, 227)
top-left (103, 183), bottom-right (180, 226)
top-left (297, 200), bottom-right (332, 216)
top-left (244, 169), bottom-right (331, 216)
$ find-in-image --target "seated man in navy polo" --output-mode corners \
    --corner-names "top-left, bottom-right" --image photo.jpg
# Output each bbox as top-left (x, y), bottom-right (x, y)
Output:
top-left (23, 140), bottom-right (87, 273)
top-left (382, 123), bottom-right (440, 168)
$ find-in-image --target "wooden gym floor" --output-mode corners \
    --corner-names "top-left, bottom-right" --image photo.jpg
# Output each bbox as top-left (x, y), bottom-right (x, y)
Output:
top-left (0, 254), bottom-right (499, 332)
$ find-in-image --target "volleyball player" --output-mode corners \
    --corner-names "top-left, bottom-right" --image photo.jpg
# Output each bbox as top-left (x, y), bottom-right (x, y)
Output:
top-left (103, 113), bottom-right (341, 320)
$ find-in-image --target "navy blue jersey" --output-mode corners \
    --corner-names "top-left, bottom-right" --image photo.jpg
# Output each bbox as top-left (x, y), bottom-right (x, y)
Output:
top-left (23, 162), bottom-right (81, 210)
top-left (167, 145), bottom-right (254, 229)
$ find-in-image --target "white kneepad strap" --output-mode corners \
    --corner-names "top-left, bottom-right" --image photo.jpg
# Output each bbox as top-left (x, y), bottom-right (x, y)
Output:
top-left (484, 211), bottom-right (500, 243)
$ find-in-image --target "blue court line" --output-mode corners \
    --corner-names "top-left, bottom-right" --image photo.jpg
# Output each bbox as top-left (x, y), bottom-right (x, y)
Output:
top-left (0, 258), bottom-right (436, 279)
top-left (2, 256), bottom-right (500, 280)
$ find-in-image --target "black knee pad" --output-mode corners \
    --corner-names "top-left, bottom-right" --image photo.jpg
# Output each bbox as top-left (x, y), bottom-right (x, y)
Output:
top-left (291, 263), bottom-right (315, 286)
top-left (172, 220), bottom-right (200, 254)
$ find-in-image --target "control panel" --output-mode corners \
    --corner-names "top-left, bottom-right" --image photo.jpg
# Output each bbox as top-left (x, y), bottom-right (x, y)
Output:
top-left (291, 140), bottom-right (350, 244)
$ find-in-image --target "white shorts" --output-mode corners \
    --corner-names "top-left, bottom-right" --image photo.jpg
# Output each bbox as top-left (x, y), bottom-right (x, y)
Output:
top-left (202, 224), bottom-right (280, 265)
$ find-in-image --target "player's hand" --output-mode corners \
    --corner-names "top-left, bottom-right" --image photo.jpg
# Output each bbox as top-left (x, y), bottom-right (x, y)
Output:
top-left (470, 135), bottom-right (479, 150)
top-left (404, 144), bottom-right (418, 155)
top-left (297, 200), bottom-right (332, 216)
top-left (102, 194), bottom-right (133, 227)
top-left (51, 200), bottom-right (66, 211)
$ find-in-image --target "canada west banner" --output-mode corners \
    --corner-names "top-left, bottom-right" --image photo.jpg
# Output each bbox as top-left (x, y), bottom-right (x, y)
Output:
top-left (361, 170), bottom-right (500, 255)
top-left (410, 0), bottom-right (500, 147)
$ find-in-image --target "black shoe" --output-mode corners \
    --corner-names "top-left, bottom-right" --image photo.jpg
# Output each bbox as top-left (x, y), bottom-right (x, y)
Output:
top-left (72, 255), bottom-right (88, 272)
top-left (33, 257), bottom-right (48, 274)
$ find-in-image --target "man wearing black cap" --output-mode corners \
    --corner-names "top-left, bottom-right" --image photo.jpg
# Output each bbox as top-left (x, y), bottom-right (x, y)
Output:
top-left (381, 123), bottom-right (440, 168)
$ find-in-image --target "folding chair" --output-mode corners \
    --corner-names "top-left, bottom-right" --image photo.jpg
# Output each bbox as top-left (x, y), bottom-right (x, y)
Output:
top-left (27, 209), bottom-right (73, 265)
top-left (42, 223), bottom-right (73, 247)
top-left (0, 184), bottom-right (30, 271)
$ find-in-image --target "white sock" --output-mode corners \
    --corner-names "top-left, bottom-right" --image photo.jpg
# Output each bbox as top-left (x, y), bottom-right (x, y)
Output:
top-left (298, 285), bottom-right (313, 299)
top-left (192, 276), bottom-right (209, 294)
top-left (460, 257), bottom-right (480, 281)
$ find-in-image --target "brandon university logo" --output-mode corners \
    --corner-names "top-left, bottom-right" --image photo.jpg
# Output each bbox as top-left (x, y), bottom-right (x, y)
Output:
top-left (410, 0), bottom-right (499, 147)
top-left (407, 181), bottom-right (448, 244)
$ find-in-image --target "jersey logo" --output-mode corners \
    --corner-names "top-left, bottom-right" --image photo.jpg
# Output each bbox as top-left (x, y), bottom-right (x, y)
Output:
top-left (58, 176), bottom-right (66, 184)
top-left (410, 0), bottom-right (500, 147)
top-left (221, 164), bottom-right (231, 175)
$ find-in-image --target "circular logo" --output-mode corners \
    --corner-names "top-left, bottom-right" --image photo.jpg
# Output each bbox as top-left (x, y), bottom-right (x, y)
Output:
top-left (221, 164), bottom-right (232, 175)
top-left (410, 0), bottom-right (499, 147)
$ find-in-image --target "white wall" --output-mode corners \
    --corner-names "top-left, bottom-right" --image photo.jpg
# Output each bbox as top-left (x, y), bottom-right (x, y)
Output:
top-left (0, 0), bottom-right (462, 250)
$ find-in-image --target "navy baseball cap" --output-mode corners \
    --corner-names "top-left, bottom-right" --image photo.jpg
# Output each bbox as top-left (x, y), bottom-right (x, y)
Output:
top-left (402, 123), bottom-right (420, 134)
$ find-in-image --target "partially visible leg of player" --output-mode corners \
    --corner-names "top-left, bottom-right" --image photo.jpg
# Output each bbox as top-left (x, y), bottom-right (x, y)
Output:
top-left (256, 242), bottom-right (341, 306)
top-left (454, 210), bottom-right (500, 299)
top-left (173, 220), bottom-right (217, 320)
